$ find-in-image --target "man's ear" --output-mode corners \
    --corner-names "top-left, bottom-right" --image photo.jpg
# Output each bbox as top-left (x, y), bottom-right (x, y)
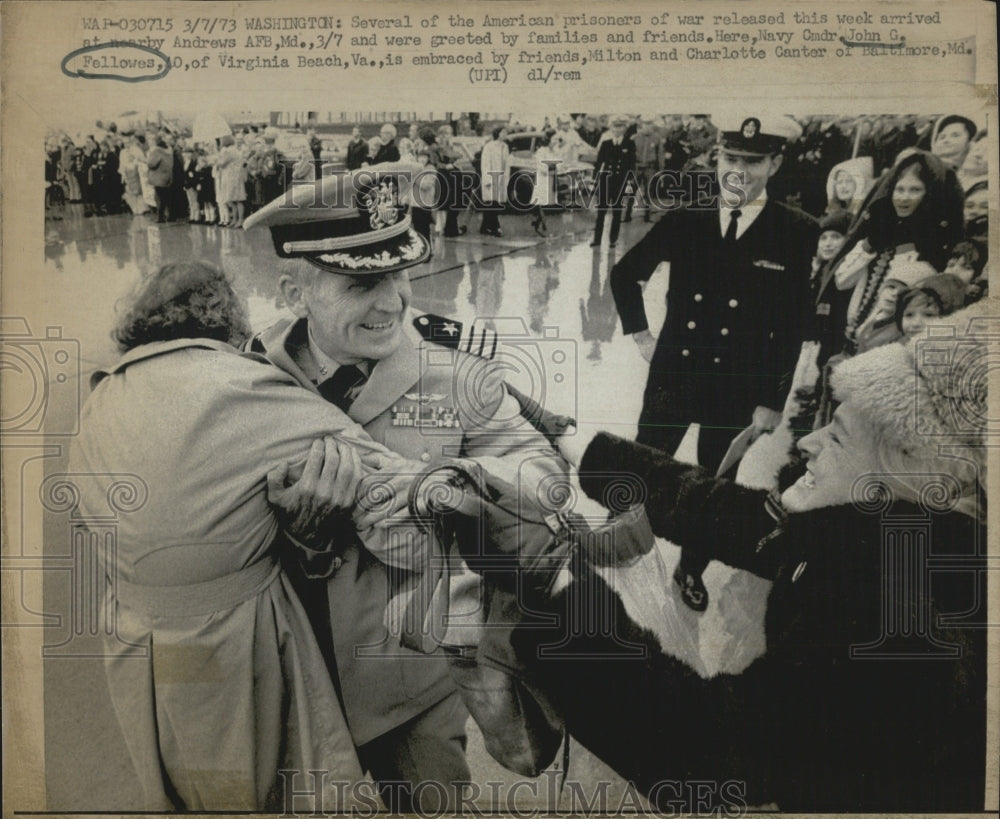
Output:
top-left (767, 154), bottom-right (784, 179)
top-left (279, 274), bottom-right (309, 319)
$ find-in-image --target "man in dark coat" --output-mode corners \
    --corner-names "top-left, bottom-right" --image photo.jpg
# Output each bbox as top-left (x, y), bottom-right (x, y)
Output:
top-left (371, 123), bottom-right (401, 165)
top-left (610, 114), bottom-right (817, 611)
top-left (345, 126), bottom-right (368, 171)
top-left (591, 115), bottom-right (636, 247)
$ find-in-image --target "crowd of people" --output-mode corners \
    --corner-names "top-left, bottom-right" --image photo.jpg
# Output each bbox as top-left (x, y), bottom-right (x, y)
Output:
top-left (46, 123), bottom-right (288, 227)
top-left (60, 113), bottom-right (991, 814)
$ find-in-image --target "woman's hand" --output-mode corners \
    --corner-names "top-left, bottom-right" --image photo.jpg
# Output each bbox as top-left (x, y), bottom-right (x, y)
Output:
top-left (267, 436), bottom-right (365, 546)
top-left (353, 451), bottom-right (427, 531)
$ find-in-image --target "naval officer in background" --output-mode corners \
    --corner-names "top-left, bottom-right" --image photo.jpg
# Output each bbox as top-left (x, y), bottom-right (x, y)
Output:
top-left (610, 115), bottom-right (817, 611)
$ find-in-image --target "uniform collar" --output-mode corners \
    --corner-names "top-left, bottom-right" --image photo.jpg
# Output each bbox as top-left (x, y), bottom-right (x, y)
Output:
top-left (280, 314), bottom-right (426, 426)
top-left (306, 325), bottom-right (369, 382)
top-left (720, 189), bottom-right (769, 239)
top-left (347, 321), bottom-right (424, 425)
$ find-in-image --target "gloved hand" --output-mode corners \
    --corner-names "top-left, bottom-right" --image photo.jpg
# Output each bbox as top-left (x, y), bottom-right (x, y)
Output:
top-left (861, 200), bottom-right (899, 254)
top-left (408, 458), bottom-right (657, 594)
top-left (408, 460), bottom-right (577, 595)
top-left (504, 383), bottom-right (576, 447)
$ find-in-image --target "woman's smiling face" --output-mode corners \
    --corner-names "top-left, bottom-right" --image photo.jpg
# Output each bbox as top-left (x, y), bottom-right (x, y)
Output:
top-left (781, 404), bottom-right (880, 512)
top-left (891, 165), bottom-right (927, 218)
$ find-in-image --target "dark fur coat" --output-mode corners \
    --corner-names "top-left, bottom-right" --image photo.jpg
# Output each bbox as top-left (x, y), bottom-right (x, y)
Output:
top-left (510, 433), bottom-right (986, 812)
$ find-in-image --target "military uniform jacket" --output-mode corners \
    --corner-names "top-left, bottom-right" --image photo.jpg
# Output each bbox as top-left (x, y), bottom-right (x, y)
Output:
top-left (593, 137), bottom-right (637, 206)
top-left (253, 314), bottom-right (563, 743)
top-left (611, 200), bottom-right (817, 431)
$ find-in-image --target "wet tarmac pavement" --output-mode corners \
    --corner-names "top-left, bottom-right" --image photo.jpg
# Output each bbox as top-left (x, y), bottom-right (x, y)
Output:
top-left (32, 201), bottom-right (775, 810)
top-left (43, 202), bottom-right (660, 435)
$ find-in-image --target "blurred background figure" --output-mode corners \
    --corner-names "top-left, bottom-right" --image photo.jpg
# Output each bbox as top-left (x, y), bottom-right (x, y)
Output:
top-left (478, 126), bottom-right (509, 237)
top-left (345, 126), bottom-right (368, 170)
top-left (145, 136), bottom-right (173, 223)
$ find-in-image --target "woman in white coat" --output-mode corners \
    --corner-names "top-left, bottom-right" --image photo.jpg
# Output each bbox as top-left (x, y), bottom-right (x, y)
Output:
top-left (68, 261), bottom-right (385, 810)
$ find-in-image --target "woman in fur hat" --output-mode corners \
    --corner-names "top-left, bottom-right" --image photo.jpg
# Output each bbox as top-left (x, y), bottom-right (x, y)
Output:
top-left (436, 300), bottom-right (990, 813)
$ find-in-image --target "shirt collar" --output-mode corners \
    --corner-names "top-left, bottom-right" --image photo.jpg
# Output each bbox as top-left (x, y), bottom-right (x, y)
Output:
top-left (720, 189), bottom-right (768, 239)
top-left (306, 325), bottom-right (368, 383)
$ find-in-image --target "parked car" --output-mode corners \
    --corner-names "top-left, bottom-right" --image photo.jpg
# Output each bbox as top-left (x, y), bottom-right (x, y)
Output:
top-left (273, 131), bottom-right (310, 162)
top-left (502, 131), bottom-right (594, 208)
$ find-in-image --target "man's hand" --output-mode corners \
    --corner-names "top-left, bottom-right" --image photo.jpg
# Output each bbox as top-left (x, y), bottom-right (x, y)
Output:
top-left (633, 329), bottom-right (657, 363)
top-left (354, 451), bottom-right (426, 531)
top-left (267, 436), bottom-right (364, 546)
top-left (751, 405), bottom-right (783, 439)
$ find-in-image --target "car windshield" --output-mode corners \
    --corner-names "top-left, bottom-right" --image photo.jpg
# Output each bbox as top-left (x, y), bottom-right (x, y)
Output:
top-left (507, 135), bottom-right (537, 155)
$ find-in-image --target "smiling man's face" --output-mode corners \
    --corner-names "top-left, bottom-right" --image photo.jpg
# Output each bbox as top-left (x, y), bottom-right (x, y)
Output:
top-left (285, 267), bottom-right (412, 364)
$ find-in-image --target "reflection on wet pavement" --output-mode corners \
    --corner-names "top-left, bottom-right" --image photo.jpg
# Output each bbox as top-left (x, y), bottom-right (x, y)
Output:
top-left (44, 202), bottom-right (661, 438)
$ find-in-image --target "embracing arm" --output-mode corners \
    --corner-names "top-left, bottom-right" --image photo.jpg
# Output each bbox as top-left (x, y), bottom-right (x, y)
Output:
top-left (459, 362), bottom-right (570, 490)
top-left (577, 432), bottom-right (778, 576)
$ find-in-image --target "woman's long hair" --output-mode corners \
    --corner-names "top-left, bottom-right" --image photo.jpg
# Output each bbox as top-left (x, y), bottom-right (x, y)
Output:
top-left (831, 150), bottom-right (964, 274)
top-left (112, 261), bottom-right (251, 352)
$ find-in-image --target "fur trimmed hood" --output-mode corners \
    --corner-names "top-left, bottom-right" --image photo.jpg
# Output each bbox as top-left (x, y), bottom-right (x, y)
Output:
top-left (825, 156), bottom-right (874, 215)
top-left (831, 298), bottom-right (995, 470)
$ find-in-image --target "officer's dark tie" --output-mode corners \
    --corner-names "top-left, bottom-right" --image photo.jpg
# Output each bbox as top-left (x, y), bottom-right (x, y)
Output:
top-left (318, 364), bottom-right (367, 412)
top-left (725, 209), bottom-right (742, 242)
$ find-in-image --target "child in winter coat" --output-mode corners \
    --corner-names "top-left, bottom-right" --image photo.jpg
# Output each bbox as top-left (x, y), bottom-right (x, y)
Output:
top-left (895, 273), bottom-right (967, 340)
top-left (853, 256), bottom-right (938, 353)
top-left (829, 150), bottom-right (964, 355)
top-left (195, 152), bottom-right (217, 225)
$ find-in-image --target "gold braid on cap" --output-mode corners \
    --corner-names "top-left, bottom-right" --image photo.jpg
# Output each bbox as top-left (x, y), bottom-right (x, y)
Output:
top-left (282, 214), bottom-right (413, 255)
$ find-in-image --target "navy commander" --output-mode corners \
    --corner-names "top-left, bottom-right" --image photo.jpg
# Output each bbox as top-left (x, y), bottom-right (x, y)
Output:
top-left (610, 115), bottom-right (817, 611)
top-left (243, 167), bottom-right (565, 811)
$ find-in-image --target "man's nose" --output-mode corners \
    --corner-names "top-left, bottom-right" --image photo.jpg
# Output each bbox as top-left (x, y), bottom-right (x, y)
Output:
top-left (374, 276), bottom-right (406, 312)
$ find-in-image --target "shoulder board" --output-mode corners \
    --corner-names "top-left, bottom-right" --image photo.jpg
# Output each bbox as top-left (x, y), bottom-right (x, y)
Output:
top-left (412, 313), bottom-right (498, 360)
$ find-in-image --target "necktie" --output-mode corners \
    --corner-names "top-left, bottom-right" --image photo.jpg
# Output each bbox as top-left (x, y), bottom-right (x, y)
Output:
top-left (725, 209), bottom-right (742, 242)
top-left (318, 364), bottom-right (367, 412)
